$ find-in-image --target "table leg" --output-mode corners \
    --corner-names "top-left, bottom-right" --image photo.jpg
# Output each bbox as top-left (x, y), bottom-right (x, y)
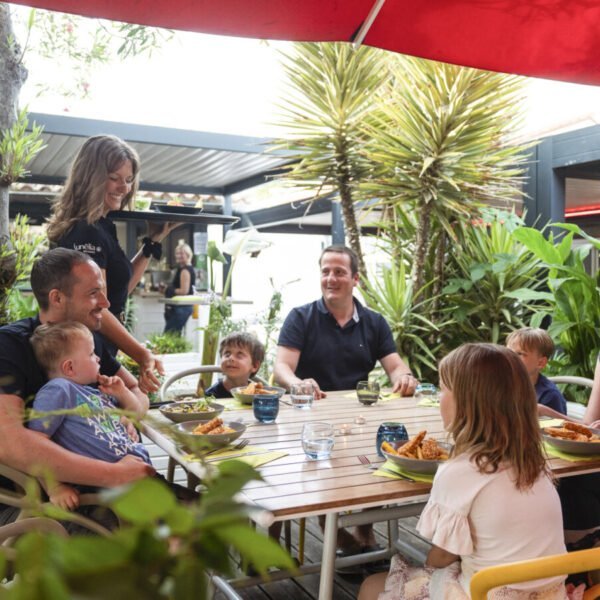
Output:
top-left (318, 512), bottom-right (339, 600)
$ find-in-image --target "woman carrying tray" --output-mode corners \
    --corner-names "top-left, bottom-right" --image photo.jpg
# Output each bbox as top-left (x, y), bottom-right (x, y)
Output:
top-left (47, 135), bottom-right (178, 389)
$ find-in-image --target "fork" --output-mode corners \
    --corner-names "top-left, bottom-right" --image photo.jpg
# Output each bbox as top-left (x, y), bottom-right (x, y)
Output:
top-left (205, 438), bottom-right (249, 457)
top-left (358, 454), bottom-right (415, 482)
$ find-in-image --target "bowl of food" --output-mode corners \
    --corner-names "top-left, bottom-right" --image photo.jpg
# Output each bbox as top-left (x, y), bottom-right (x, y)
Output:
top-left (230, 382), bottom-right (285, 405)
top-left (542, 421), bottom-right (600, 455)
top-left (174, 418), bottom-right (246, 450)
top-left (381, 431), bottom-right (452, 474)
top-left (159, 398), bottom-right (224, 423)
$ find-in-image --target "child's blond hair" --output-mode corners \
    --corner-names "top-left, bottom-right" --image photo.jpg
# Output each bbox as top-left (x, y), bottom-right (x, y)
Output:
top-left (506, 328), bottom-right (554, 358)
top-left (439, 343), bottom-right (548, 490)
top-left (30, 321), bottom-right (92, 375)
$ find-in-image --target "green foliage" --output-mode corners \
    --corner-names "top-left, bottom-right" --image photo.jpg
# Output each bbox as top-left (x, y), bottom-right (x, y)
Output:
top-left (512, 223), bottom-right (600, 402)
top-left (147, 332), bottom-right (193, 355)
top-left (360, 259), bottom-right (438, 379)
top-left (0, 214), bottom-right (46, 325)
top-left (0, 108), bottom-right (46, 185)
top-left (440, 209), bottom-right (548, 349)
top-left (5, 461), bottom-right (294, 598)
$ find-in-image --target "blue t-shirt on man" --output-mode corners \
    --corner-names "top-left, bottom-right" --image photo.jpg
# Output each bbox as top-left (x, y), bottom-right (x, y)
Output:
top-left (277, 297), bottom-right (397, 392)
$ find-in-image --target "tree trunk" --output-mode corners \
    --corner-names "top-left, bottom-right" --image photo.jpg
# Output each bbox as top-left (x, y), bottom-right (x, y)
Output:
top-left (411, 199), bottom-right (433, 298)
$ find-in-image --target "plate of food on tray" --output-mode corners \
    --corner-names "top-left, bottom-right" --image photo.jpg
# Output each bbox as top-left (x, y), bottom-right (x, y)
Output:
top-left (542, 421), bottom-right (600, 455)
top-left (381, 431), bottom-right (452, 474)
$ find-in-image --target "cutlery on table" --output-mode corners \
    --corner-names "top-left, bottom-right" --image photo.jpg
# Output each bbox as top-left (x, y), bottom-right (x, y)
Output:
top-left (204, 438), bottom-right (249, 457)
top-left (357, 454), bottom-right (415, 482)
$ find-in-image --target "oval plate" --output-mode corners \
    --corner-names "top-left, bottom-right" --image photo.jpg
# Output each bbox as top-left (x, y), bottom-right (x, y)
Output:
top-left (382, 441), bottom-right (453, 474)
top-left (159, 401), bottom-right (224, 423)
top-left (174, 419), bottom-right (245, 450)
top-left (230, 385), bottom-right (285, 405)
top-left (154, 205), bottom-right (202, 215)
top-left (542, 427), bottom-right (600, 455)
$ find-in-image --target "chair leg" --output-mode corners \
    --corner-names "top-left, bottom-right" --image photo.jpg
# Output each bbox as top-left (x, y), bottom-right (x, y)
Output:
top-left (284, 520), bottom-right (292, 553)
top-left (167, 457), bottom-right (175, 483)
top-left (298, 517), bottom-right (306, 565)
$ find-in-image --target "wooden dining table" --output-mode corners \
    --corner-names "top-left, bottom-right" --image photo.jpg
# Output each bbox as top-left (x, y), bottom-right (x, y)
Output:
top-left (142, 390), bottom-right (600, 600)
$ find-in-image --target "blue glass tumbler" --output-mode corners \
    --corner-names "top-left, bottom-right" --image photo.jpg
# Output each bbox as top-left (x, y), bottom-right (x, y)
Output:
top-left (253, 395), bottom-right (280, 424)
top-left (376, 422), bottom-right (409, 457)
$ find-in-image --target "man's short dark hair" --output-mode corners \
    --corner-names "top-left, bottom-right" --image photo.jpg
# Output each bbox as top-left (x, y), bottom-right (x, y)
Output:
top-left (219, 332), bottom-right (265, 374)
top-left (31, 248), bottom-right (93, 311)
top-left (319, 245), bottom-right (359, 276)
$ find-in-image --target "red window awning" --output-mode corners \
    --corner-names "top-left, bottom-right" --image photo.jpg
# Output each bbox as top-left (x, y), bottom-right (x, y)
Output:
top-left (9, 0), bottom-right (600, 85)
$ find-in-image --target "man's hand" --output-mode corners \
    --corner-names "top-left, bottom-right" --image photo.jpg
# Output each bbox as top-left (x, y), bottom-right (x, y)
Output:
top-left (138, 353), bottom-right (165, 394)
top-left (391, 373), bottom-right (419, 396)
top-left (109, 455), bottom-right (155, 486)
top-left (302, 378), bottom-right (326, 399)
top-left (49, 483), bottom-right (80, 511)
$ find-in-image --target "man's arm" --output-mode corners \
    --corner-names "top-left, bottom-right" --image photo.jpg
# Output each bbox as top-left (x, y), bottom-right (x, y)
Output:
top-left (380, 353), bottom-right (418, 396)
top-left (0, 394), bottom-right (153, 487)
top-left (274, 346), bottom-right (326, 399)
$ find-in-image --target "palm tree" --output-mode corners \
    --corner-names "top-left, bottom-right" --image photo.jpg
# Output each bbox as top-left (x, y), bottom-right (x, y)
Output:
top-left (362, 57), bottom-right (532, 300)
top-left (273, 42), bottom-right (387, 280)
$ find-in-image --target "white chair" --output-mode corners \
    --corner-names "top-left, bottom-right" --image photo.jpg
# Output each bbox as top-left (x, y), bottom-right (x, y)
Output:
top-left (548, 376), bottom-right (593, 420)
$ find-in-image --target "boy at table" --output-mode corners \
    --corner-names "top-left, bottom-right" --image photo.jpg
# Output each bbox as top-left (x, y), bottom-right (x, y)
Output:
top-left (28, 321), bottom-right (196, 508)
top-left (506, 328), bottom-right (567, 417)
top-left (206, 332), bottom-right (265, 398)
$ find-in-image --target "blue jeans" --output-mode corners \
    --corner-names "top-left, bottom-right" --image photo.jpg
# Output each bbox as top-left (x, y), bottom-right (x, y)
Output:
top-left (164, 305), bottom-right (193, 335)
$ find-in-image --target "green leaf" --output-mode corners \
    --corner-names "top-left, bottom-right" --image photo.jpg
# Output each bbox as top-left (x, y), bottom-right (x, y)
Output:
top-left (107, 478), bottom-right (177, 524)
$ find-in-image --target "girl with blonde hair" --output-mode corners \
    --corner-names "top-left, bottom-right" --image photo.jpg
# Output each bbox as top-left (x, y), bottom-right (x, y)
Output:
top-left (47, 135), bottom-right (177, 387)
top-left (359, 343), bottom-right (567, 600)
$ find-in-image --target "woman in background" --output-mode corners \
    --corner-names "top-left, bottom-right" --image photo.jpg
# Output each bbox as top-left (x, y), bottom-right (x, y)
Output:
top-left (164, 242), bottom-right (195, 335)
top-left (47, 134), bottom-right (177, 390)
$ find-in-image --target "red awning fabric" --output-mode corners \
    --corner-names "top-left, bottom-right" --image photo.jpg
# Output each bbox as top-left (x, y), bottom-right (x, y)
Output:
top-left (9, 0), bottom-right (600, 85)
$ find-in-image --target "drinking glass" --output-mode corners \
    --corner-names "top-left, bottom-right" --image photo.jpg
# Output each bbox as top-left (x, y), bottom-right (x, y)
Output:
top-left (290, 382), bottom-right (314, 409)
top-left (376, 422), bottom-right (409, 457)
top-left (302, 422), bottom-right (335, 460)
top-left (415, 383), bottom-right (438, 403)
top-left (356, 380), bottom-right (380, 406)
top-left (253, 395), bottom-right (279, 424)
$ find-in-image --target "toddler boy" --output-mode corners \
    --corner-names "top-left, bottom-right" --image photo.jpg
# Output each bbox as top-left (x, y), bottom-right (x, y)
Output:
top-left (28, 321), bottom-right (195, 509)
top-left (206, 332), bottom-right (265, 398)
top-left (506, 327), bottom-right (567, 416)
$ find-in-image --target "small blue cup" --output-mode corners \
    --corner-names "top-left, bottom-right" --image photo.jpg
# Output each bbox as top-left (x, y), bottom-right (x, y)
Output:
top-left (253, 395), bottom-right (279, 424)
top-left (376, 422), bottom-right (409, 457)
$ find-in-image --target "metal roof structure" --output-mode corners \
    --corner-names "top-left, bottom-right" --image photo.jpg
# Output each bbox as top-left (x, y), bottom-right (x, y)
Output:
top-left (24, 112), bottom-right (292, 196)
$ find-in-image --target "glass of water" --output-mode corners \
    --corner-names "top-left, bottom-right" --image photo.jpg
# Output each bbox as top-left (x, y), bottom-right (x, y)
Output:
top-left (415, 383), bottom-right (438, 403)
top-left (302, 422), bottom-right (335, 460)
top-left (290, 382), bottom-right (314, 409)
top-left (356, 380), bottom-right (380, 406)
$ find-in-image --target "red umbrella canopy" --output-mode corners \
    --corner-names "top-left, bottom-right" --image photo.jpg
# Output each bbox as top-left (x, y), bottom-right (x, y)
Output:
top-left (8, 0), bottom-right (600, 85)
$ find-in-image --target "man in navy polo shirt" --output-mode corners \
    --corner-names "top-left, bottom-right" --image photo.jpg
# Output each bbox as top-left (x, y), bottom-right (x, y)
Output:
top-left (275, 245), bottom-right (418, 399)
top-left (274, 245), bottom-right (418, 562)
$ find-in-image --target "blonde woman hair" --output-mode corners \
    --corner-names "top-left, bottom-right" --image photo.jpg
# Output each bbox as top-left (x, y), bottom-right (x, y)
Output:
top-left (439, 343), bottom-right (549, 490)
top-left (176, 243), bottom-right (193, 263)
top-left (47, 135), bottom-right (140, 242)
top-left (30, 321), bottom-right (92, 375)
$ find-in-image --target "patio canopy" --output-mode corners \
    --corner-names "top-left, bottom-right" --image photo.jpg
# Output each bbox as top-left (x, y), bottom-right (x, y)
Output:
top-left (8, 0), bottom-right (600, 85)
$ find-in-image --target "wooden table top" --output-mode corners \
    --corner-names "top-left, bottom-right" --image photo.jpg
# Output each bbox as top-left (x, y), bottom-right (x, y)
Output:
top-left (144, 391), bottom-right (600, 521)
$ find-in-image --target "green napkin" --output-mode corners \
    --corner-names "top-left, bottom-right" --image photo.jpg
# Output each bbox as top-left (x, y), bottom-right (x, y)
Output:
top-left (543, 442), bottom-right (600, 462)
top-left (219, 398), bottom-right (252, 410)
top-left (417, 398), bottom-right (440, 408)
top-left (183, 445), bottom-right (288, 467)
top-left (373, 459), bottom-right (434, 483)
